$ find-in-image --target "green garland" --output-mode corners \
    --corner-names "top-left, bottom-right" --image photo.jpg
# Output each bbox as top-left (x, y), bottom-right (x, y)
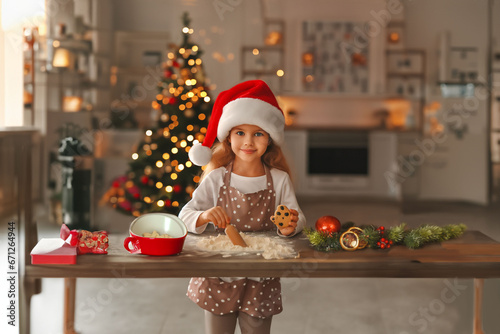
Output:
top-left (304, 223), bottom-right (467, 252)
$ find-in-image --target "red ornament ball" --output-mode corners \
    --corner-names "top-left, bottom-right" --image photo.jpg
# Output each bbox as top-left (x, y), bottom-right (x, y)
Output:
top-left (141, 176), bottom-right (149, 185)
top-left (173, 184), bottom-right (182, 193)
top-left (315, 216), bottom-right (341, 235)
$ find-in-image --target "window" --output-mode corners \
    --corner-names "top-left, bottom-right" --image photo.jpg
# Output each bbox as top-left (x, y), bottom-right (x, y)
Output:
top-left (0, 0), bottom-right (45, 126)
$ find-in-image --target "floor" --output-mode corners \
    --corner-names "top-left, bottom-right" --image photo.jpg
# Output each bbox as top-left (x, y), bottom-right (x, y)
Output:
top-left (30, 197), bottom-right (500, 334)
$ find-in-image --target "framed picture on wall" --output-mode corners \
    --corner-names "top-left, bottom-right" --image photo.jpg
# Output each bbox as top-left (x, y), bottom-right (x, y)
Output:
top-left (387, 76), bottom-right (423, 99)
top-left (301, 21), bottom-right (370, 94)
top-left (449, 47), bottom-right (478, 82)
top-left (387, 50), bottom-right (424, 74)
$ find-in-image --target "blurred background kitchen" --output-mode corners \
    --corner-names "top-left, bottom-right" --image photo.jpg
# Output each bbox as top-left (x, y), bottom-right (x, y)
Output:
top-left (1, 0), bottom-right (500, 333)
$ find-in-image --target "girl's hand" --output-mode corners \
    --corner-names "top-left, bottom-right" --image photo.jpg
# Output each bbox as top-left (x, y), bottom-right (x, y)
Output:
top-left (197, 206), bottom-right (231, 229)
top-left (279, 209), bottom-right (298, 236)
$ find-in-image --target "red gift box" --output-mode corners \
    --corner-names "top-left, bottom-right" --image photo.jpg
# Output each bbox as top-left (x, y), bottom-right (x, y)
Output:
top-left (30, 225), bottom-right (109, 265)
top-left (30, 238), bottom-right (77, 265)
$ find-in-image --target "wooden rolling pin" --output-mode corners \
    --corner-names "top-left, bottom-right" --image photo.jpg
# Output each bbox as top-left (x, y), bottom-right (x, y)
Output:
top-left (225, 224), bottom-right (248, 247)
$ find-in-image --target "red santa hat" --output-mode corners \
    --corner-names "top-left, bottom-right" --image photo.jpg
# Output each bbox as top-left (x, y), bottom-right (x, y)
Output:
top-left (188, 80), bottom-right (285, 166)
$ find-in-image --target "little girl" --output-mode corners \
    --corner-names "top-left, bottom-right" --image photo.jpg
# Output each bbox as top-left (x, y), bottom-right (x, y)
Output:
top-left (179, 80), bottom-right (306, 334)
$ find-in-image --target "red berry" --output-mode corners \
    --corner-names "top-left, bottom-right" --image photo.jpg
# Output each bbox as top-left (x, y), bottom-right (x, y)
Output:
top-left (387, 244), bottom-right (391, 248)
top-left (377, 242), bottom-right (381, 246)
top-left (380, 244), bottom-right (386, 249)
top-left (380, 226), bottom-right (385, 231)
top-left (389, 240), bottom-right (394, 245)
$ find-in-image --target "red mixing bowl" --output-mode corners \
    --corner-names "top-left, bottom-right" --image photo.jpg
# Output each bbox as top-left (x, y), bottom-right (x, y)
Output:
top-left (123, 213), bottom-right (187, 256)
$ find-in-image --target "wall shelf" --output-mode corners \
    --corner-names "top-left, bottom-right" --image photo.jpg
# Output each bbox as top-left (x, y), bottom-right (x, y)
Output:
top-left (240, 20), bottom-right (285, 92)
top-left (386, 49), bottom-right (426, 132)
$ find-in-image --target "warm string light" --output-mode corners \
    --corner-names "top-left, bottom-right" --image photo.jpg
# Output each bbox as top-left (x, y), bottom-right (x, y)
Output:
top-left (182, 27), bottom-right (194, 34)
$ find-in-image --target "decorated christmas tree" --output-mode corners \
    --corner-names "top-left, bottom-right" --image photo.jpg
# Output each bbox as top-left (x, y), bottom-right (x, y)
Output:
top-left (103, 13), bottom-right (211, 216)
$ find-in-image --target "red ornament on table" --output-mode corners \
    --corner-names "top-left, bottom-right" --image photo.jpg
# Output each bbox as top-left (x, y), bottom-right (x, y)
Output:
top-left (315, 216), bottom-right (341, 235)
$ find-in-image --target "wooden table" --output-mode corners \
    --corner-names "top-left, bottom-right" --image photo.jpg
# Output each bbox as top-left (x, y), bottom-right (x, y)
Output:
top-left (25, 230), bottom-right (500, 333)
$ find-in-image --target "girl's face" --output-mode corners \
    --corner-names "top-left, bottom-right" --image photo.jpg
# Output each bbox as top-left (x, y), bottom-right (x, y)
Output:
top-left (229, 124), bottom-right (270, 164)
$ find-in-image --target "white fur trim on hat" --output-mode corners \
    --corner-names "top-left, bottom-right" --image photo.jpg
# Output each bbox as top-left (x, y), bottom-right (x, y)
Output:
top-left (188, 143), bottom-right (212, 166)
top-left (217, 97), bottom-right (285, 145)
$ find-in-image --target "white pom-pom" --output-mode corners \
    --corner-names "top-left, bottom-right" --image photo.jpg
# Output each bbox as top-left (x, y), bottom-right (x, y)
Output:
top-left (188, 143), bottom-right (212, 166)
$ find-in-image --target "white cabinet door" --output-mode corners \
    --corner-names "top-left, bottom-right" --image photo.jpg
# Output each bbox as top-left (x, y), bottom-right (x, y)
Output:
top-left (369, 131), bottom-right (400, 199)
top-left (283, 130), bottom-right (307, 193)
top-left (369, 131), bottom-right (421, 199)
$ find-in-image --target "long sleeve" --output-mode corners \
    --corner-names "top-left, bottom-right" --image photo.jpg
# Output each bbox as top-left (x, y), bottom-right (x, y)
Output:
top-left (178, 169), bottom-right (224, 234)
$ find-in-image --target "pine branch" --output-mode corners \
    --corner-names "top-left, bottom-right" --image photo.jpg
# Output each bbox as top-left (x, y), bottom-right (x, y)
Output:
top-left (359, 226), bottom-right (380, 248)
top-left (304, 228), bottom-right (342, 252)
top-left (387, 223), bottom-right (407, 245)
top-left (404, 224), bottom-right (466, 249)
top-left (441, 224), bottom-right (467, 240)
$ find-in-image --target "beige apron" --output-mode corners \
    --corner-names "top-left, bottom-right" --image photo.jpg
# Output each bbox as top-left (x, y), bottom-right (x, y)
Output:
top-left (187, 163), bottom-right (282, 318)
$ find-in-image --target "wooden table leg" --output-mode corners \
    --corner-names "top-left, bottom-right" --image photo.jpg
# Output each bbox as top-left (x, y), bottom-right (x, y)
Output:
top-left (64, 278), bottom-right (77, 334)
top-left (473, 278), bottom-right (485, 334)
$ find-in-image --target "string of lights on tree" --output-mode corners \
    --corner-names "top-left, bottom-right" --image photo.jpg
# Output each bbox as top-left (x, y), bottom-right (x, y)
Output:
top-left (102, 13), bottom-right (211, 216)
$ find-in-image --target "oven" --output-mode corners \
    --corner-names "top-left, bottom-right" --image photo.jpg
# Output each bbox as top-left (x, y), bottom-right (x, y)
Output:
top-left (307, 131), bottom-right (370, 189)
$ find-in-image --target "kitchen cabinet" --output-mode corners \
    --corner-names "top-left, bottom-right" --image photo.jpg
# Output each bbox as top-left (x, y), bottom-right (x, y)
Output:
top-left (284, 129), bottom-right (419, 199)
top-left (282, 130), bottom-right (307, 193)
top-left (417, 89), bottom-right (489, 205)
top-left (370, 131), bottom-right (420, 200)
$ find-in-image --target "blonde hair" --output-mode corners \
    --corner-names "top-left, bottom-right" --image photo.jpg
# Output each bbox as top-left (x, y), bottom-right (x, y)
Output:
top-left (200, 138), bottom-right (291, 181)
